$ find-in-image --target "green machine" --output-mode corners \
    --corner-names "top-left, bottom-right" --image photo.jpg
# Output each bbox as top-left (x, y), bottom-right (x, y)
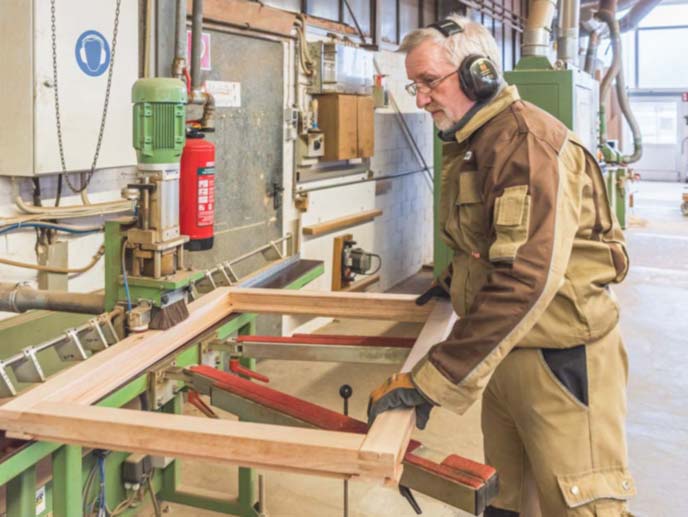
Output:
top-left (0, 76), bottom-right (324, 517)
top-left (107, 78), bottom-right (202, 330)
top-left (505, 56), bottom-right (630, 229)
top-left (504, 56), bottom-right (599, 153)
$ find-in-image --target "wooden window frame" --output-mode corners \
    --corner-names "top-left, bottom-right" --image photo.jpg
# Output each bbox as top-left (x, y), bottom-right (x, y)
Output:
top-left (0, 287), bottom-right (455, 483)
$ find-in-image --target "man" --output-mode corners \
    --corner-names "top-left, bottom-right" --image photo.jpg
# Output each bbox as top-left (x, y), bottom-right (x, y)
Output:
top-left (368, 15), bottom-right (635, 517)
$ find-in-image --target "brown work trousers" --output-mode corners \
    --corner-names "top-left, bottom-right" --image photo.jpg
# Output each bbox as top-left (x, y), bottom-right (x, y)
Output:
top-left (482, 325), bottom-right (636, 516)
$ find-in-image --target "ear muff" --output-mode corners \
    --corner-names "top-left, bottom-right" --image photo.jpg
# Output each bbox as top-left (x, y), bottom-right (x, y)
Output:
top-left (428, 19), bottom-right (501, 102)
top-left (458, 54), bottom-right (500, 102)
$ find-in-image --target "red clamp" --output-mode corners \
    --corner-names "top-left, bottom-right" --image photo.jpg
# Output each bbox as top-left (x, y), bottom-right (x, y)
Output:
top-left (229, 359), bottom-right (270, 383)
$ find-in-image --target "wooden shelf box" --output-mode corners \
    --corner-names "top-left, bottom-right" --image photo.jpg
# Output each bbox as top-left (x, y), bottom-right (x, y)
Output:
top-left (317, 94), bottom-right (375, 161)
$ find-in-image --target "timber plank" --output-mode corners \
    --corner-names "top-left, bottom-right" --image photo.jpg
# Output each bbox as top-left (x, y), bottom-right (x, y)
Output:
top-left (358, 301), bottom-right (457, 481)
top-left (302, 209), bottom-right (383, 236)
top-left (0, 402), bottom-right (396, 479)
top-left (227, 288), bottom-right (432, 322)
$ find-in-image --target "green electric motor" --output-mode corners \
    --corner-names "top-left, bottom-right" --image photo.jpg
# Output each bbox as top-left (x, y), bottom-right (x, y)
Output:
top-left (132, 78), bottom-right (187, 165)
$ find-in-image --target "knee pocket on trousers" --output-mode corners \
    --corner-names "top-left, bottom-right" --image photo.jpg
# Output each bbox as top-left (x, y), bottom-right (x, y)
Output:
top-left (557, 467), bottom-right (636, 511)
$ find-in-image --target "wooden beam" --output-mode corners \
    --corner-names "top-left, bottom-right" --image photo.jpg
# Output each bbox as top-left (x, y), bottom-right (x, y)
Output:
top-left (342, 274), bottom-right (380, 292)
top-left (0, 402), bottom-right (397, 480)
top-left (302, 209), bottom-right (383, 236)
top-left (227, 288), bottom-right (432, 322)
top-left (331, 233), bottom-right (352, 291)
top-left (191, 0), bottom-right (297, 37)
top-left (358, 301), bottom-right (457, 483)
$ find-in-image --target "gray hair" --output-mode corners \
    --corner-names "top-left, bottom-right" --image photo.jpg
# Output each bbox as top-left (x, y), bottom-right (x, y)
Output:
top-left (399, 14), bottom-right (502, 73)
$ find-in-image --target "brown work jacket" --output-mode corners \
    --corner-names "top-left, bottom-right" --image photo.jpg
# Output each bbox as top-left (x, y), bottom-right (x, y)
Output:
top-left (412, 85), bottom-right (629, 414)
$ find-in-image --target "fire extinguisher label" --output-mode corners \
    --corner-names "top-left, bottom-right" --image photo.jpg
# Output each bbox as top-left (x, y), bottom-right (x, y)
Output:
top-left (197, 166), bottom-right (215, 226)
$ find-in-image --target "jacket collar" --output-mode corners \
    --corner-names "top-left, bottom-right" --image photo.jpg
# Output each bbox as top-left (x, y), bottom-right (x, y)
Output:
top-left (438, 85), bottom-right (521, 144)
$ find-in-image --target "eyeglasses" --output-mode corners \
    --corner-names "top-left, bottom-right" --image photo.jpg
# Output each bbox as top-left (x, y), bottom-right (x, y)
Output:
top-left (405, 70), bottom-right (456, 96)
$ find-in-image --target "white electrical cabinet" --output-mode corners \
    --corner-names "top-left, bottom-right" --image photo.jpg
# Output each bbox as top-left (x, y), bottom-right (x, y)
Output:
top-left (0, 0), bottom-right (138, 176)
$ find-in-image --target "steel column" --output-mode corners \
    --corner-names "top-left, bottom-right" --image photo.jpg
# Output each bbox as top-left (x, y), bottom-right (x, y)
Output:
top-left (6, 465), bottom-right (36, 517)
top-left (52, 445), bottom-right (83, 517)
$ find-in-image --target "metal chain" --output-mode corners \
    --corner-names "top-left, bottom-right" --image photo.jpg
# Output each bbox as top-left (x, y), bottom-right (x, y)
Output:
top-left (50, 0), bottom-right (122, 193)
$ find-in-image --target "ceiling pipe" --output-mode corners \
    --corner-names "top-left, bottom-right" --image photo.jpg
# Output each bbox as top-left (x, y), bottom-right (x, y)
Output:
top-left (596, 5), bottom-right (643, 164)
top-left (584, 28), bottom-right (602, 74)
top-left (172, 0), bottom-right (187, 80)
top-left (619, 0), bottom-right (663, 32)
top-left (580, 0), bottom-right (637, 10)
top-left (557, 0), bottom-right (581, 65)
top-left (522, 0), bottom-right (558, 57)
top-left (189, 0), bottom-right (215, 130)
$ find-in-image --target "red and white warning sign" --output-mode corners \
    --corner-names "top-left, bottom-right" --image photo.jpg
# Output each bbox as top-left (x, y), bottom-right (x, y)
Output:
top-left (186, 30), bottom-right (211, 71)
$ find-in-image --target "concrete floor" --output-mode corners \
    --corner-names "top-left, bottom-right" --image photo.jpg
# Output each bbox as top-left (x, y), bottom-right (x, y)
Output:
top-left (157, 181), bottom-right (688, 516)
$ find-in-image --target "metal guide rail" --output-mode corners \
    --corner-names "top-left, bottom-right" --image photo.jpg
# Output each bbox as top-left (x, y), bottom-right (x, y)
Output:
top-left (0, 310), bottom-right (122, 398)
top-left (189, 234), bottom-right (293, 297)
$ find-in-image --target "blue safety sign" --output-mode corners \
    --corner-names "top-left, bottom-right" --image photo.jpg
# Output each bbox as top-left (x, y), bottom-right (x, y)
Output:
top-left (74, 30), bottom-right (111, 77)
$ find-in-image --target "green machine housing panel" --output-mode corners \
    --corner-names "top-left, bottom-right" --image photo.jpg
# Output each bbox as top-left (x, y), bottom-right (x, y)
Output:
top-left (504, 64), bottom-right (598, 152)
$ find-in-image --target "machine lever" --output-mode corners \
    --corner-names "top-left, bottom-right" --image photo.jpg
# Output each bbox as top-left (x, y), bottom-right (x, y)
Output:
top-left (229, 359), bottom-right (270, 383)
top-left (187, 390), bottom-right (218, 418)
top-left (399, 485), bottom-right (422, 514)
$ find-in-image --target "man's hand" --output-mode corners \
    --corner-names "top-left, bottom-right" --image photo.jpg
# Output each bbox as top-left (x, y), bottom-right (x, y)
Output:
top-left (367, 373), bottom-right (434, 430)
top-left (415, 282), bottom-right (450, 306)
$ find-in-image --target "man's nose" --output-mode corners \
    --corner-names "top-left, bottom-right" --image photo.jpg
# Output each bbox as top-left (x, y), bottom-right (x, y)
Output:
top-left (416, 90), bottom-right (431, 109)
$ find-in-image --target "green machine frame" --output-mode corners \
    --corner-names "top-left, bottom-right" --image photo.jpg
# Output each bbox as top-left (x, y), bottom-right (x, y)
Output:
top-left (0, 261), bottom-right (323, 517)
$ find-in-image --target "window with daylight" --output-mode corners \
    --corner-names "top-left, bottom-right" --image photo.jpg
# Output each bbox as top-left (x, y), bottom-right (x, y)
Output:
top-left (629, 101), bottom-right (678, 145)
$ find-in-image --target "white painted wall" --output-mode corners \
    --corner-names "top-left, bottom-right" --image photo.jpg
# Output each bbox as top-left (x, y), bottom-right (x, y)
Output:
top-left (284, 49), bottom-right (434, 334)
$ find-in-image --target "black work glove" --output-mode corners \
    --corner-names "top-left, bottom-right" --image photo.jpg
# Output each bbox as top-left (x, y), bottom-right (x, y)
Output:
top-left (415, 282), bottom-right (450, 306)
top-left (367, 372), bottom-right (434, 430)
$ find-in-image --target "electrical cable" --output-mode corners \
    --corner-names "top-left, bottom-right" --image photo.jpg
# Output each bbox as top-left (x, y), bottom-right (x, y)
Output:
top-left (97, 453), bottom-right (106, 517)
top-left (0, 244), bottom-right (105, 274)
top-left (294, 15), bottom-right (315, 75)
top-left (0, 222), bottom-right (103, 237)
top-left (147, 476), bottom-right (162, 517)
top-left (365, 253), bottom-right (382, 275)
top-left (81, 462), bottom-right (99, 516)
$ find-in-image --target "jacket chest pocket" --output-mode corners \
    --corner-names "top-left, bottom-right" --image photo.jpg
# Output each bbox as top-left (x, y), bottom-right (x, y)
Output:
top-left (446, 171), bottom-right (488, 253)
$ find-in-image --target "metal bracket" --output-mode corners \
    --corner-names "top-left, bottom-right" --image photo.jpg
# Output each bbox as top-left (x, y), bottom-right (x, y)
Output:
top-left (204, 271), bottom-right (218, 290)
top-left (54, 329), bottom-right (88, 361)
top-left (217, 263), bottom-right (234, 286)
top-left (148, 358), bottom-right (183, 410)
top-left (81, 318), bottom-right (111, 352)
top-left (12, 347), bottom-right (46, 383)
top-left (0, 361), bottom-right (17, 398)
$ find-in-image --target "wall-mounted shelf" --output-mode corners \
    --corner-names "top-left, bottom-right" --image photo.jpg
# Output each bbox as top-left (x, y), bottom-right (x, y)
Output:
top-left (302, 209), bottom-right (382, 236)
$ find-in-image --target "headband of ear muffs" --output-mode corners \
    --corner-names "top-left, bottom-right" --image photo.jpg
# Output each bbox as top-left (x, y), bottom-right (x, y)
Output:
top-left (427, 19), bottom-right (501, 102)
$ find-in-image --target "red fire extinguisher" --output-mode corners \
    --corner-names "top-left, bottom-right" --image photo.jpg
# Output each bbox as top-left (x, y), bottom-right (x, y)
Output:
top-left (180, 129), bottom-right (215, 251)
